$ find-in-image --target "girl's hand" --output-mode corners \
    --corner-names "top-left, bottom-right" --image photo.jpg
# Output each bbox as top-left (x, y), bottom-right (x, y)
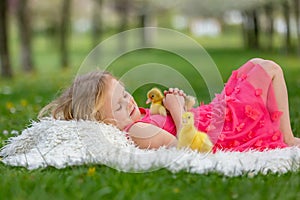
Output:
top-left (163, 89), bottom-right (186, 133)
top-left (164, 88), bottom-right (186, 97)
top-left (163, 88), bottom-right (186, 111)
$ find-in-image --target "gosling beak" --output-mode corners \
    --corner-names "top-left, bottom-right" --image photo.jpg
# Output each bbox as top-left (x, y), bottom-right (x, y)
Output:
top-left (146, 98), bottom-right (152, 104)
top-left (182, 118), bottom-right (187, 124)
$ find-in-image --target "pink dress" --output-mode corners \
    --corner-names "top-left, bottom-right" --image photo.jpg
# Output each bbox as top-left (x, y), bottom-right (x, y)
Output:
top-left (125, 61), bottom-right (288, 152)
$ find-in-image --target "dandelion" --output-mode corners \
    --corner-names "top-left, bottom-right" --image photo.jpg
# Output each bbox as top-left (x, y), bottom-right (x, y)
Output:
top-left (87, 167), bottom-right (96, 177)
top-left (6, 102), bottom-right (16, 113)
top-left (3, 130), bottom-right (9, 135)
top-left (173, 187), bottom-right (180, 193)
top-left (6, 102), bottom-right (14, 110)
top-left (20, 99), bottom-right (28, 107)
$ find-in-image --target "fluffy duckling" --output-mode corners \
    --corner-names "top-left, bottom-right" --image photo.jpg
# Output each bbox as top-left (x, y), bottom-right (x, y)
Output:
top-left (177, 112), bottom-right (213, 153)
top-left (146, 87), bottom-right (167, 116)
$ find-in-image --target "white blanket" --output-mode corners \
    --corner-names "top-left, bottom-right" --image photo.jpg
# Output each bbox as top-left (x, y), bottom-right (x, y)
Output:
top-left (1, 119), bottom-right (299, 177)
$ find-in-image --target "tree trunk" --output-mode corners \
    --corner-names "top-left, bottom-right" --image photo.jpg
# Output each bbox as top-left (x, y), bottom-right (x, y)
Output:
top-left (283, 0), bottom-right (292, 53)
top-left (17, 0), bottom-right (34, 72)
top-left (91, 0), bottom-right (103, 47)
top-left (294, 0), bottom-right (300, 55)
top-left (139, 0), bottom-right (150, 46)
top-left (115, 0), bottom-right (130, 51)
top-left (265, 3), bottom-right (274, 51)
top-left (117, 0), bottom-right (129, 32)
top-left (60, 0), bottom-right (71, 68)
top-left (139, 12), bottom-right (147, 45)
top-left (252, 9), bottom-right (260, 49)
top-left (241, 12), bottom-right (248, 48)
top-left (0, 0), bottom-right (13, 78)
top-left (242, 10), bottom-right (260, 49)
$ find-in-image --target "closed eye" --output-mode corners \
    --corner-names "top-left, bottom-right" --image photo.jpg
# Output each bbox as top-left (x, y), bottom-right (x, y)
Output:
top-left (124, 91), bottom-right (128, 98)
top-left (116, 104), bottom-right (122, 111)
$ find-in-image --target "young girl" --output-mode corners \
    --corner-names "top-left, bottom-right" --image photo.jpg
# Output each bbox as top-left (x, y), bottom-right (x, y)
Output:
top-left (39, 58), bottom-right (300, 152)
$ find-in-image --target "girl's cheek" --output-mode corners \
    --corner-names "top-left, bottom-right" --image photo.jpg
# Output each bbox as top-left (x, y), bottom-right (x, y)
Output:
top-left (115, 111), bottom-right (127, 121)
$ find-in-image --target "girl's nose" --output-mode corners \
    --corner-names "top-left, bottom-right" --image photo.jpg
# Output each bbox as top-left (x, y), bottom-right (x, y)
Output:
top-left (127, 97), bottom-right (135, 110)
top-left (127, 97), bottom-right (134, 107)
top-left (129, 97), bottom-right (134, 106)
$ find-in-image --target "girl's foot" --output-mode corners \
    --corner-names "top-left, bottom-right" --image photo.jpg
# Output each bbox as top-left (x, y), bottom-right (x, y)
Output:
top-left (287, 137), bottom-right (300, 148)
top-left (293, 137), bottom-right (300, 147)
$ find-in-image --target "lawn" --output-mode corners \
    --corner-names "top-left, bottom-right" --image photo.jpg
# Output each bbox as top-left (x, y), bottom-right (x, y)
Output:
top-left (1, 31), bottom-right (300, 199)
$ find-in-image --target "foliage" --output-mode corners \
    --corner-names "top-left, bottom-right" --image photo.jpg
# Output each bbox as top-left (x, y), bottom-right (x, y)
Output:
top-left (179, 0), bottom-right (287, 17)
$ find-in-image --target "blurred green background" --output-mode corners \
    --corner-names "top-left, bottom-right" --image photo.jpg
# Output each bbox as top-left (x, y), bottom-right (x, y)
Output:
top-left (2, 0), bottom-right (300, 76)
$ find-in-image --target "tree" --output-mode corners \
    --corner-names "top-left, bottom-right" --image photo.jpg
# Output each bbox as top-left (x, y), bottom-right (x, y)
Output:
top-left (137, 0), bottom-right (154, 46)
top-left (242, 9), bottom-right (260, 49)
top-left (294, 0), bottom-right (300, 55)
top-left (59, 0), bottom-right (71, 68)
top-left (16, 0), bottom-right (34, 72)
top-left (282, 0), bottom-right (292, 53)
top-left (0, 0), bottom-right (13, 78)
top-left (91, 0), bottom-right (104, 47)
top-left (264, 3), bottom-right (275, 51)
top-left (114, 0), bottom-right (131, 51)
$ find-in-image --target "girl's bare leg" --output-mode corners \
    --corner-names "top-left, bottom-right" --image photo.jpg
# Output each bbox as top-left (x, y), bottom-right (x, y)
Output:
top-left (250, 58), bottom-right (300, 147)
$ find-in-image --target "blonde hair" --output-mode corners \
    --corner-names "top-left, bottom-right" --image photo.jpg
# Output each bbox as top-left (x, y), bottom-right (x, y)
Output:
top-left (38, 70), bottom-right (112, 121)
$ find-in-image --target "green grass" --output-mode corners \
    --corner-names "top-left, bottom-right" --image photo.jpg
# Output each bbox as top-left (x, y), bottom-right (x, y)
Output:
top-left (0, 165), bottom-right (299, 200)
top-left (1, 31), bottom-right (300, 199)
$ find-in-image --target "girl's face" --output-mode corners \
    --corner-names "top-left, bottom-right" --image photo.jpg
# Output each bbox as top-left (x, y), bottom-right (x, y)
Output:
top-left (103, 78), bottom-right (141, 130)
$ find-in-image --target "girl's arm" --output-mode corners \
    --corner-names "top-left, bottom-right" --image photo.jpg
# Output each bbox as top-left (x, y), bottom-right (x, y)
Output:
top-left (163, 88), bottom-right (186, 133)
top-left (128, 122), bottom-right (177, 149)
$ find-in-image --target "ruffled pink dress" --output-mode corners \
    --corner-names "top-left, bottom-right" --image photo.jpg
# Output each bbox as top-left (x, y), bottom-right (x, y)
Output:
top-left (125, 61), bottom-right (288, 152)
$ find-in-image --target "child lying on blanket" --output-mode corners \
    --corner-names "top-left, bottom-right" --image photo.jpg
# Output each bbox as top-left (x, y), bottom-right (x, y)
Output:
top-left (38, 58), bottom-right (300, 152)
